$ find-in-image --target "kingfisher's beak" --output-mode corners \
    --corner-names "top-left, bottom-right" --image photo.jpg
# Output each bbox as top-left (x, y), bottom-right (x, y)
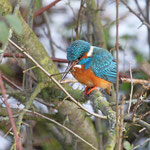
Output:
top-left (60, 62), bottom-right (73, 82)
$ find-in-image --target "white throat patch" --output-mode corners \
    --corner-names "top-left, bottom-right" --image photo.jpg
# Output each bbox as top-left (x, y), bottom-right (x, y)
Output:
top-left (87, 46), bottom-right (94, 57)
top-left (73, 64), bottom-right (82, 68)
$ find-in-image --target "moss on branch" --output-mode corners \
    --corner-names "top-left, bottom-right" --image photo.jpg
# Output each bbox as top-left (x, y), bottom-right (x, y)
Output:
top-left (0, 0), bottom-right (12, 15)
top-left (88, 90), bottom-right (117, 150)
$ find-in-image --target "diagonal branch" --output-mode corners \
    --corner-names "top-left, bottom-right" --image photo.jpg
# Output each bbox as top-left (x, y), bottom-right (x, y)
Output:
top-left (134, 0), bottom-right (146, 19)
top-left (0, 106), bottom-right (97, 149)
top-left (121, 0), bottom-right (150, 29)
top-left (9, 39), bottom-right (107, 119)
top-left (25, 109), bottom-right (98, 150)
top-left (17, 82), bottom-right (47, 132)
top-left (34, 0), bottom-right (61, 17)
top-left (0, 72), bottom-right (22, 150)
top-left (124, 116), bottom-right (150, 132)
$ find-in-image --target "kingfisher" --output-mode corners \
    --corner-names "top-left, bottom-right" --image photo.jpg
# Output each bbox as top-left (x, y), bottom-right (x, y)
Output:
top-left (61, 40), bottom-right (117, 95)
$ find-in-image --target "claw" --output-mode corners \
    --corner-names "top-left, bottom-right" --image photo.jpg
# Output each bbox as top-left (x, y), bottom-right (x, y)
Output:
top-left (84, 86), bottom-right (98, 95)
top-left (106, 85), bottom-right (112, 96)
top-left (84, 86), bottom-right (89, 95)
top-left (87, 86), bottom-right (98, 95)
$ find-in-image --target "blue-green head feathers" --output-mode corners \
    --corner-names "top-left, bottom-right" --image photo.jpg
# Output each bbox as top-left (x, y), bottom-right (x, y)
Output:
top-left (67, 40), bottom-right (90, 62)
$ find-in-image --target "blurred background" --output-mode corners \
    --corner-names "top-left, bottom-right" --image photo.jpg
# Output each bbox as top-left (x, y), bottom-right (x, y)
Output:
top-left (0, 0), bottom-right (150, 150)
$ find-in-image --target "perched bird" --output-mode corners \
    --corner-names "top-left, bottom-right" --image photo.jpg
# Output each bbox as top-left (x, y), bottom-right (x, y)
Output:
top-left (61, 40), bottom-right (117, 95)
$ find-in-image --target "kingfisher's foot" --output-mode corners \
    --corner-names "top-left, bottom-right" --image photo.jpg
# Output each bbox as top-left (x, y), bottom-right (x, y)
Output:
top-left (84, 86), bottom-right (89, 95)
top-left (87, 87), bottom-right (98, 95)
top-left (84, 86), bottom-right (98, 95)
top-left (106, 85), bottom-right (112, 96)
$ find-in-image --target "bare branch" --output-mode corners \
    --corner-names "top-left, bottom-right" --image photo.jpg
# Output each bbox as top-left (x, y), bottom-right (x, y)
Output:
top-left (34, 0), bottom-right (61, 17)
top-left (124, 116), bottom-right (150, 132)
top-left (121, 0), bottom-right (150, 29)
top-left (115, 1), bottom-right (120, 148)
top-left (133, 138), bottom-right (150, 150)
top-left (25, 109), bottom-right (98, 150)
top-left (3, 53), bottom-right (69, 63)
top-left (61, 78), bottom-right (150, 88)
top-left (134, 0), bottom-right (146, 19)
top-left (0, 72), bottom-right (22, 150)
top-left (128, 62), bottom-right (133, 114)
top-left (43, 11), bottom-right (55, 57)
top-left (17, 82), bottom-right (47, 132)
top-left (75, 0), bottom-right (84, 40)
top-left (118, 95), bottom-right (125, 150)
top-left (121, 78), bottom-right (150, 89)
top-left (2, 74), bottom-right (23, 91)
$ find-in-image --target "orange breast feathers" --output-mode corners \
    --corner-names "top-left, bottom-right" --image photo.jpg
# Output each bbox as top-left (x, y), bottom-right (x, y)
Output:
top-left (70, 53), bottom-right (112, 95)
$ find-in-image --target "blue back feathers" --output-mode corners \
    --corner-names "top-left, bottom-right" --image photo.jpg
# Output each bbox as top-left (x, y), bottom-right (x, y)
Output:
top-left (91, 47), bottom-right (116, 83)
top-left (67, 40), bottom-right (117, 83)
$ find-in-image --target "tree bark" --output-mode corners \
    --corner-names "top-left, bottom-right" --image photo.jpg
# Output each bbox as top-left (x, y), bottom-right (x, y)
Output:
top-left (85, 0), bottom-right (106, 48)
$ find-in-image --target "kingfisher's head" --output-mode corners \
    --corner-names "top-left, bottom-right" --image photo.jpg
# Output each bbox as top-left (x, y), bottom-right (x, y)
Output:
top-left (60, 40), bottom-right (91, 82)
top-left (67, 40), bottom-right (91, 62)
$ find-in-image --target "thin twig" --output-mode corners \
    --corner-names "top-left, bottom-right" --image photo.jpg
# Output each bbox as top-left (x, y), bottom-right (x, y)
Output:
top-left (8, 39), bottom-right (107, 119)
top-left (128, 62), bottom-right (133, 114)
top-left (4, 127), bottom-right (12, 138)
top-left (75, 0), bottom-right (84, 40)
top-left (34, 0), bottom-right (61, 17)
top-left (124, 116), bottom-right (150, 132)
top-left (140, 111), bottom-right (150, 119)
top-left (132, 94), bottom-right (144, 121)
top-left (116, 0), bottom-right (119, 147)
top-left (133, 138), bottom-right (150, 150)
top-left (43, 11), bottom-right (55, 57)
top-left (121, 0), bottom-right (150, 29)
top-left (27, 0), bottom-right (35, 28)
top-left (17, 82), bottom-right (47, 132)
top-left (146, 0), bottom-right (150, 58)
top-left (0, 72), bottom-right (22, 150)
top-left (35, 98), bottom-right (55, 108)
top-left (51, 57), bottom-right (68, 63)
top-left (121, 78), bottom-right (150, 87)
top-left (134, 0), bottom-right (146, 19)
top-left (66, 1), bottom-right (76, 21)
top-left (110, 99), bottom-right (150, 106)
top-left (2, 74), bottom-right (23, 91)
top-left (25, 109), bottom-right (98, 150)
top-left (13, 0), bottom-right (22, 13)
top-left (23, 66), bottom-right (37, 73)
top-left (3, 53), bottom-right (24, 58)
top-left (3, 53), bottom-right (69, 63)
top-left (118, 95), bottom-right (125, 150)
top-left (52, 41), bottom-right (66, 52)
top-left (61, 78), bottom-right (150, 88)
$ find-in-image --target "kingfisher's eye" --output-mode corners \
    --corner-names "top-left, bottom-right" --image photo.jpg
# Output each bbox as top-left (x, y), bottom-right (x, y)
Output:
top-left (77, 56), bottom-right (82, 61)
top-left (74, 56), bottom-right (82, 64)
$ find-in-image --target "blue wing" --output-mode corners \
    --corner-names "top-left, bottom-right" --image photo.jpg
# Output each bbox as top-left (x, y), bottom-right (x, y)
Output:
top-left (78, 46), bottom-right (117, 83)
